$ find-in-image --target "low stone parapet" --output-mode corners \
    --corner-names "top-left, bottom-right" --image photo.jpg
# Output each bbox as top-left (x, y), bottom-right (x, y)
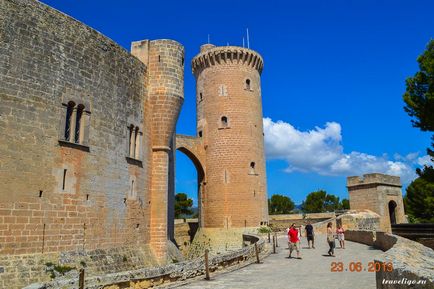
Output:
top-left (342, 229), bottom-right (433, 288)
top-left (344, 230), bottom-right (375, 246)
top-left (24, 234), bottom-right (268, 289)
top-left (374, 232), bottom-right (434, 289)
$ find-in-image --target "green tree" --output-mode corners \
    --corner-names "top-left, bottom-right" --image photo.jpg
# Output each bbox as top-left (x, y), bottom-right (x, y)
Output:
top-left (324, 194), bottom-right (340, 212)
top-left (340, 198), bottom-right (350, 210)
top-left (403, 40), bottom-right (434, 159)
top-left (301, 190), bottom-right (342, 213)
top-left (268, 194), bottom-right (295, 215)
top-left (174, 193), bottom-right (193, 218)
top-left (404, 167), bottom-right (434, 223)
top-left (403, 40), bottom-right (434, 222)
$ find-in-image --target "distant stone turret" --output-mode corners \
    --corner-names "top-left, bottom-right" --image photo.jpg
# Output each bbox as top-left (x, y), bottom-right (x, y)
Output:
top-left (347, 173), bottom-right (406, 232)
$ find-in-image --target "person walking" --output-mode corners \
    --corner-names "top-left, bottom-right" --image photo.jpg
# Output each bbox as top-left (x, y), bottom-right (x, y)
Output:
top-left (286, 226), bottom-right (291, 249)
top-left (336, 225), bottom-right (345, 249)
top-left (326, 222), bottom-right (335, 257)
top-left (288, 223), bottom-right (301, 259)
top-left (305, 221), bottom-right (315, 249)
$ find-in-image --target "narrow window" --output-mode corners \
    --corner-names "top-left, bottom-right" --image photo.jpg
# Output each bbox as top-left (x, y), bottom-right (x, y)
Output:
top-left (86, 194), bottom-right (89, 201)
top-left (181, 57), bottom-right (184, 65)
top-left (158, 55), bottom-right (161, 62)
top-left (128, 125), bottom-right (134, 157)
top-left (198, 131), bottom-right (203, 137)
top-left (199, 92), bottom-right (203, 101)
top-left (75, 104), bottom-right (84, 143)
top-left (245, 79), bottom-right (251, 90)
top-left (218, 84), bottom-right (228, 96)
top-left (131, 180), bottom-right (135, 198)
top-left (249, 162), bottom-right (256, 175)
top-left (221, 116), bottom-right (228, 128)
top-left (128, 125), bottom-right (141, 160)
top-left (39, 190), bottom-right (43, 198)
top-left (62, 169), bottom-right (67, 190)
top-left (134, 127), bottom-right (139, 159)
top-left (64, 102), bottom-right (75, 141)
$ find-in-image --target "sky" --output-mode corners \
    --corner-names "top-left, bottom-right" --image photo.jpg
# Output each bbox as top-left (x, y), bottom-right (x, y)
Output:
top-left (40, 0), bottom-right (434, 205)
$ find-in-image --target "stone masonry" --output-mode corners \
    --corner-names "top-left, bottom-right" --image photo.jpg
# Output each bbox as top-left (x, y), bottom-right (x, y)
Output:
top-left (0, 0), bottom-right (183, 286)
top-left (347, 173), bottom-right (406, 232)
top-left (0, 0), bottom-right (271, 287)
top-left (175, 44), bottom-right (269, 229)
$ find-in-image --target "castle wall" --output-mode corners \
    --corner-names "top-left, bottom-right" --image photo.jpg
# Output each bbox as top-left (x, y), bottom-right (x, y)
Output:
top-left (0, 0), bottom-right (162, 286)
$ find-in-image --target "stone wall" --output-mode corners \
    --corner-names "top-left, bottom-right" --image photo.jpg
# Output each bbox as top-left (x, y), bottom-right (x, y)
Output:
top-left (187, 227), bottom-right (258, 259)
top-left (312, 210), bottom-right (381, 235)
top-left (269, 212), bottom-right (336, 221)
top-left (1, 0), bottom-right (150, 257)
top-left (344, 230), bottom-right (375, 246)
top-left (374, 233), bottom-right (434, 289)
top-left (24, 234), bottom-right (268, 289)
top-left (269, 212), bottom-right (335, 231)
top-left (0, 0), bottom-right (184, 286)
top-left (341, 230), bottom-right (434, 289)
top-left (174, 219), bottom-right (199, 256)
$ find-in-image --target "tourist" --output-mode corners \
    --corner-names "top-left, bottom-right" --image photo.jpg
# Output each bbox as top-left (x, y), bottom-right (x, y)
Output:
top-left (297, 225), bottom-right (302, 247)
top-left (305, 221), bottom-right (315, 249)
top-left (286, 226), bottom-right (291, 249)
top-left (326, 222), bottom-right (335, 257)
top-left (288, 223), bottom-right (301, 259)
top-left (336, 225), bottom-right (345, 249)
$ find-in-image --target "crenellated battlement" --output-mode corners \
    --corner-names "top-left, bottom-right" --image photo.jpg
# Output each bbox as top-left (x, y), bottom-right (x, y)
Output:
top-left (191, 44), bottom-right (264, 76)
top-left (347, 173), bottom-right (402, 188)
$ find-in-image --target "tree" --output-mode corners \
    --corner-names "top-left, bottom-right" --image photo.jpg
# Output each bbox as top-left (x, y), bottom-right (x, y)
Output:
top-left (324, 194), bottom-right (340, 212)
top-left (404, 167), bottom-right (434, 223)
top-left (402, 40), bottom-right (434, 222)
top-left (340, 198), bottom-right (350, 210)
top-left (174, 193), bottom-right (193, 218)
top-left (301, 190), bottom-right (342, 213)
top-left (403, 40), bottom-right (434, 158)
top-left (268, 194), bottom-right (295, 215)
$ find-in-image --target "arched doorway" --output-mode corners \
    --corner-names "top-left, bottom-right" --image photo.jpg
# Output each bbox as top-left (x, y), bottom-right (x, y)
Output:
top-left (388, 200), bottom-right (397, 225)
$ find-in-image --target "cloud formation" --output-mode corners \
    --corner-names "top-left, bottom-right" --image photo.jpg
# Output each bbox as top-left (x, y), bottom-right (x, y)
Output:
top-left (263, 117), bottom-right (432, 184)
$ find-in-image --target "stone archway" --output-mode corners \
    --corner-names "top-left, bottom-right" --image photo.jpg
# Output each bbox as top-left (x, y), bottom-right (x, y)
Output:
top-left (388, 200), bottom-right (397, 225)
top-left (174, 135), bottom-right (205, 227)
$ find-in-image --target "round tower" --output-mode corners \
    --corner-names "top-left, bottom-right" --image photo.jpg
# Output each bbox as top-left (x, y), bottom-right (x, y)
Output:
top-left (132, 39), bottom-right (184, 262)
top-left (192, 44), bottom-right (268, 228)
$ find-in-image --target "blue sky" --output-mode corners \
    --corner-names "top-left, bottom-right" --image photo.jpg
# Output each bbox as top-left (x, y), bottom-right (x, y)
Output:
top-left (40, 0), bottom-right (433, 205)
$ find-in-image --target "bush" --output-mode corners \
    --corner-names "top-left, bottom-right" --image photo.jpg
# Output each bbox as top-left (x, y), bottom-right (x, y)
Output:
top-left (257, 226), bottom-right (272, 234)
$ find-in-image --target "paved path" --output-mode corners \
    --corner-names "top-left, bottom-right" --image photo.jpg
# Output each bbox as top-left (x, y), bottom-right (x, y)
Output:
top-left (177, 235), bottom-right (382, 289)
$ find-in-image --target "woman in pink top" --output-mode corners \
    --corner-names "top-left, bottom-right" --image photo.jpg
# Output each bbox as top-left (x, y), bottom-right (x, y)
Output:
top-left (336, 225), bottom-right (345, 249)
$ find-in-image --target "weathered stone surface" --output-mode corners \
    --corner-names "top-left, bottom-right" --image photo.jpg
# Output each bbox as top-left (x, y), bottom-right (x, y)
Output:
top-left (374, 233), bottom-right (434, 288)
top-left (0, 0), bottom-right (183, 286)
top-left (24, 234), bottom-right (268, 289)
top-left (175, 45), bottom-right (269, 229)
top-left (347, 173), bottom-right (406, 232)
top-left (312, 210), bottom-right (381, 234)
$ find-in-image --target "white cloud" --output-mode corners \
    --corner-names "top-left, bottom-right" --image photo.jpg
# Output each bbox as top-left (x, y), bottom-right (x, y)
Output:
top-left (263, 117), bottom-right (429, 184)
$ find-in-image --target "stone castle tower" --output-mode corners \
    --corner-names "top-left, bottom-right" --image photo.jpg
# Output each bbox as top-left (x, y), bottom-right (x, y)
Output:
top-left (347, 173), bottom-right (406, 232)
top-left (177, 44), bottom-right (269, 229)
top-left (131, 40), bottom-right (184, 260)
